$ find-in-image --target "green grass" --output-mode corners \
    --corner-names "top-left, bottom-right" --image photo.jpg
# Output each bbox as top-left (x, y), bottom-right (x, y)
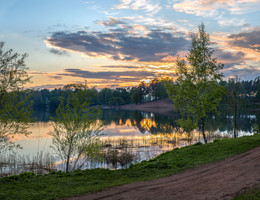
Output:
top-left (1, 134), bottom-right (260, 200)
top-left (233, 184), bottom-right (260, 200)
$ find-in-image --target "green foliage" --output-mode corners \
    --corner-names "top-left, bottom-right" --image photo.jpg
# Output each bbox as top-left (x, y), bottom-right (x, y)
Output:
top-left (176, 117), bottom-right (197, 144)
top-left (233, 184), bottom-right (260, 200)
top-left (253, 123), bottom-right (259, 134)
top-left (0, 42), bottom-right (32, 152)
top-left (131, 78), bottom-right (169, 104)
top-left (112, 88), bottom-right (131, 105)
top-left (98, 88), bottom-right (113, 105)
top-left (148, 78), bottom-right (168, 100)
top-left (194, 142), bottom-right (203, 146)
top-left (0, 172), bottom-right (35, 183)
top-left (177, 117), bottom-right (197, 133)
top-left (22, 75), bottom-right (260, 112)
top-left (165, 24), bottom-right (225, 143)
top-left (49, 87), bottom-right (103, 172)
top-left (226, 76), bottom-right (241, 137)
top-left (1, 135), bottom-right (260, 199)
top-left (109, 96), bottom-right (125, 106)
top-left (131, 87), bottom-right (143, 104)
top-left (227, 76), bottom-right (241, 103)
top-left (256, 77), bottom-right (260, 102)
top-left (220, 76), bottom-right (260, 108)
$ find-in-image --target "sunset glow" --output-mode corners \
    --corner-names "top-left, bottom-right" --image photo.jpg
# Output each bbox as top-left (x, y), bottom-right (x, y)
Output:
top-left (1, 0), bottom-right (259, 89)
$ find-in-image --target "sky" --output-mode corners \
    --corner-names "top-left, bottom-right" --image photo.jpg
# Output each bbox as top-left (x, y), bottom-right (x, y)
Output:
top-left (1, 0), bottom-right (260, 89)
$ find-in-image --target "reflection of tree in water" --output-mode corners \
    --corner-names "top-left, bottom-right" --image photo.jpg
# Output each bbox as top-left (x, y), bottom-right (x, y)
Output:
top-left (101, 109), bottom-right (257, 136)
top-left (101, 110), bottom-right (131, 126)
top-left (32, 110), bottom-right (56, 122)
top-left (101, 110), bottom-right (178, 134)
top-left (206, 108), bottom-right (257, 135)
top-left (32, 108), bottom-right (257, 136)
top-left (254, 111), bottom-right (260, 133)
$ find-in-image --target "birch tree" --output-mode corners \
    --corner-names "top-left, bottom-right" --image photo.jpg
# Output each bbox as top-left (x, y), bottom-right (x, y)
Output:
top-left (0, 42), bottom-right (32, 152)
top-left (49, 86), bottom-right (103, 172)
top-left (165, 24), bottom-right (225, 143)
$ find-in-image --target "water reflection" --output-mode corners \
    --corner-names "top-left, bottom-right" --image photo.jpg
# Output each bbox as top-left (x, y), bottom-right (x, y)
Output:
top-left (102, 109), bottom-right (257, 136)
top-left (102, 110), bottom-right (178, 135)
top-left (1, 108), bottom-right (258, 175)
top-left (12, 109), bottom-right (259, 156)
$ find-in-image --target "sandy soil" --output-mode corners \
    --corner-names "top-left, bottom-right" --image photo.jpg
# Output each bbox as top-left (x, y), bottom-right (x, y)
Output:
top-left (66, 145), bottom-right (260, 200)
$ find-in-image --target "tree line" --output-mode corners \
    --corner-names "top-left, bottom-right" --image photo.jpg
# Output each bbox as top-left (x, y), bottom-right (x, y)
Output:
top-left (17, 75), bottom-right (260, 112)
top-left (24, 77), bottom-right (169, 111)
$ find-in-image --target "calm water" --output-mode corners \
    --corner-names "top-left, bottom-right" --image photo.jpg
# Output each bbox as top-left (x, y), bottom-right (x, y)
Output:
top-left (0, 107), bottom-right (256, 175)
top-left (14, 108), bottom-right (258, 157)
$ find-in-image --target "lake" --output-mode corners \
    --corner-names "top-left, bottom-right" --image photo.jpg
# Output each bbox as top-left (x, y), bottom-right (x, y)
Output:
top-left (1, 107), bottom-right (258, 174)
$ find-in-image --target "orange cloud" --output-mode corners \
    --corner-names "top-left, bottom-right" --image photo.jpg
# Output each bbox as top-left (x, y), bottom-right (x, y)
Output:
top-left (172, 0), bottom-right (260, 16)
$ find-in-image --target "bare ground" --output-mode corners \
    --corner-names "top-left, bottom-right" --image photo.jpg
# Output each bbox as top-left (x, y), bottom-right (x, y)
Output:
top-left (66, 145), bottom-right (260, 200)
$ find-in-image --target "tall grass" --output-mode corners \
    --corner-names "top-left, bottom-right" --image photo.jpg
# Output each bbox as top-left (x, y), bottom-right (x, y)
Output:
top-left (0, 151), bottom-right (55, 177)
top-left (0, 130), bottom-right (232, 176)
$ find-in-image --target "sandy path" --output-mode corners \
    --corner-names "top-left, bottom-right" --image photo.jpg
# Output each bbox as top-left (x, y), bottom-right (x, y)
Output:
top-left (66, 146), bottom-right (260, 200)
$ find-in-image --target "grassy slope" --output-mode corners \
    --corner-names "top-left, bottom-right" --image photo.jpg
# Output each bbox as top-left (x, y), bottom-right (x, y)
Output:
top-left (1, 134), bottom-right (260, 200)
top-left (234, 184), bottom-right (260, 200)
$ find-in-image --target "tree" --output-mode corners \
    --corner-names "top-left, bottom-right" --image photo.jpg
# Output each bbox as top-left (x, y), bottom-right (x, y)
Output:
top-left (131, 87), bottom-right (143, 104)
top-left (254, 76), bottom-right (260, 103)
top-left (177, 117), bottom-right (197, 145)
top-left (150, 78), bottom-right (168, 100)
top-left (49, 86), bottom-right (103, 172)
top-left (109, 96), bottom-right (125, 106)
top-left (0, 42), bottom-right (32, 152)
top-left (165, 24), bottom-right (225, 143)
top-left (98, 88), bottom-right (113, 105)
top-left (227, 76), bottom-right (241, 137)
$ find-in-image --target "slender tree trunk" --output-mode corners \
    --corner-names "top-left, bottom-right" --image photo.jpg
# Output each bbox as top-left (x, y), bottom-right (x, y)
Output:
top-left (66, 154), bottom-right (70, 172)
top-left (66, 144), bottom-right (72, 172)
top-left (201, 118), bottom-right (207, 144)
top-left (234, 101), bottom-right (237, 138)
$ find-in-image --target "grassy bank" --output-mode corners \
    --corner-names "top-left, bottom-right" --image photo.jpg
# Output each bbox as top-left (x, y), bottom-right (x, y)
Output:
top-left (1, 134), bottom-right (260, 200)
top-left (234, 184), bottom-right (260, 200)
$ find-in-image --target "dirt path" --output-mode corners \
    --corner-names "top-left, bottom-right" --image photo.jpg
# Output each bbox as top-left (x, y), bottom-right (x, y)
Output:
top-left (67, 146), bottom-right (260, 200)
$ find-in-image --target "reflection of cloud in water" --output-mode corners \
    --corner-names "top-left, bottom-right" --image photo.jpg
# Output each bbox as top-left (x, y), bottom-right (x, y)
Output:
top-left (11, 122), bottom-right (53, 156)
top-left (12, 122), bottom-right (53, 142)
top-left (10, 109), bottom-right (256, 158)
top-left (102, 123), bottom-right (143, 136)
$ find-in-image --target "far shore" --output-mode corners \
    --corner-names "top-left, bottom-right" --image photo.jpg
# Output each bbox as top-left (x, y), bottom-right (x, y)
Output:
top-left (101, 98), bottom-right (260, 115)
top-left (101, 98), bottom-right (174, 115)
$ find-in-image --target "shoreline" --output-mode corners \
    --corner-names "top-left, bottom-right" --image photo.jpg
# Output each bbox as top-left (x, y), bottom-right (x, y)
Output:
top-left (102, 98), bottom-right (174, 116)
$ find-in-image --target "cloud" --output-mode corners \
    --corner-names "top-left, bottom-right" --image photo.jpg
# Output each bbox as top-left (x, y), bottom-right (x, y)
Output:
top-left (28, 84), bottom-right (65, 90)
top-left (47, 75), bottom-right (63, 80)
top-left (214, 48), bottom-right (246, 65)
top-left (172, 0), bottom-right (260, 16)
top-left (98, 65), bottom-right (140, 69)
top-left (84, 1), bottom-right (95, 5)
top-left (59, 68), bottom-right (156, 81)
top-left (45, 19), bottom-right (189, 62)
top-left (114, 0), bottom-right (162, 13)
top-left (29, 71), bottom-right (46, 76)
top-left (222, 66), bottom-right (260, 80)
top-left (211, 29), bottom-right (260, 80)
top-left (217, 17), bottom-right (247, 28)
top-left (49, 48), bottom-right (70, 56)
top-left (110, 84), bottom-right (120, 88)
top-left (96, 17), bottom-right (126, 27)
top-left (228, 27), bottom-right (260, 51)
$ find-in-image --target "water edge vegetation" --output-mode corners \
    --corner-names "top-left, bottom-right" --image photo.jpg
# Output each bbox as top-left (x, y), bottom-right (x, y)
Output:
top-left (0, 134), bottom-right (260, 200)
